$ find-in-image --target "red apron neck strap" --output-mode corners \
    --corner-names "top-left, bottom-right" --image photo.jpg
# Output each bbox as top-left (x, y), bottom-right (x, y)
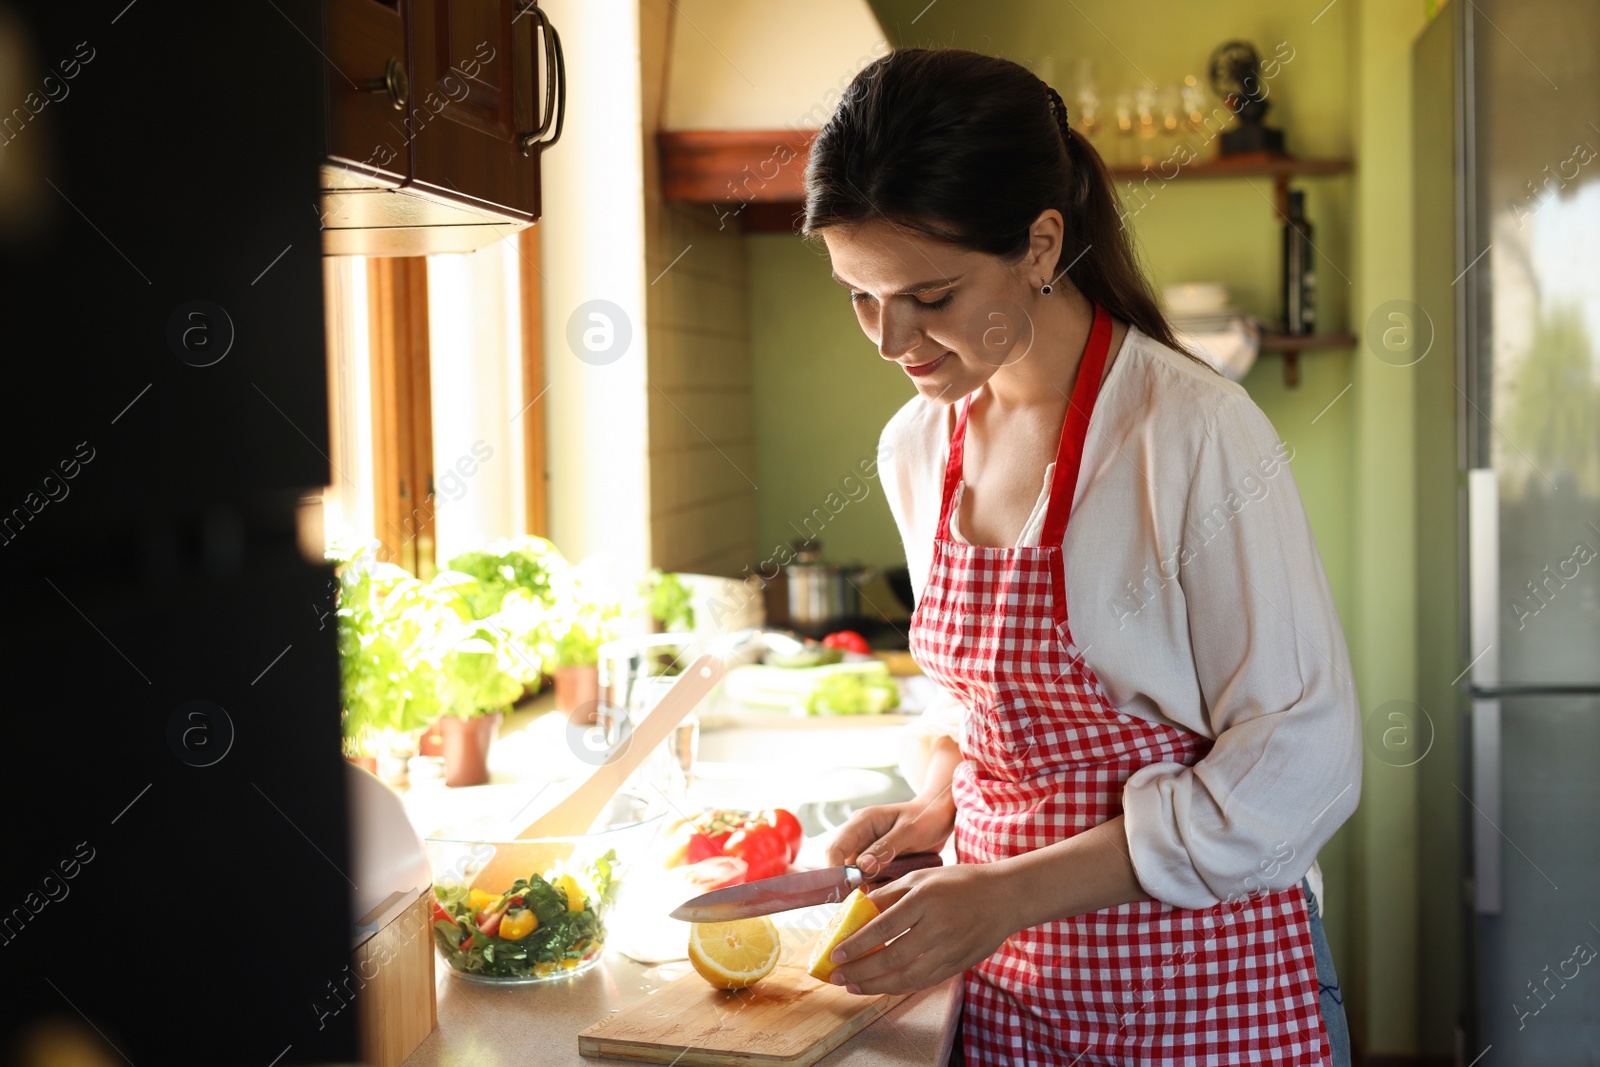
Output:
top-left (934, 303), bottom-right (1113, 544)
top-left (1040, 301), bottom-right (1113, 545)
top-left (935, 394), bottom-right (973, 539)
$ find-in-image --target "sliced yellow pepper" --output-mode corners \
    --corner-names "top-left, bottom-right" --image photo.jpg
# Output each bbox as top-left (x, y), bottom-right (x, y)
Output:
top-left (555, 874), bottom-right (586, 912)
top-left (498, 908), bottom-right (537, 941)
top-left (468, 889), bottom-right (501, 913)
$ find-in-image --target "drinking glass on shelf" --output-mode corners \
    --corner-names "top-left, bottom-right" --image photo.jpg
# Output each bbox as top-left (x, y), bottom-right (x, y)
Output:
top-left (1133, 85), bottom-right (1158, 168)
top-left (1114, 89), bottom-right (1136, 167)
top-left (1158, 84), bottom-right (1184, 169)
top-left (1181, 73), bottom-right (1216, 161)
top-left (1072, 58), bottom-right (1102, 154)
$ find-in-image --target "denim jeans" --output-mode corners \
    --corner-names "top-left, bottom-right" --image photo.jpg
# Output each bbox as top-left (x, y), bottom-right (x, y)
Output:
top-left (1302, 877), bottom-right (1352, 1067)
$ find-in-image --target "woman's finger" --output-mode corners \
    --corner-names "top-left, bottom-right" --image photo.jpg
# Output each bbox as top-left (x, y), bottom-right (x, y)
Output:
top-left (832, 919), bottom-right (923, 987)
top-left (823, 806), bottom-right (899, 866)
top-left (834, 890), bottom-right (919, 964)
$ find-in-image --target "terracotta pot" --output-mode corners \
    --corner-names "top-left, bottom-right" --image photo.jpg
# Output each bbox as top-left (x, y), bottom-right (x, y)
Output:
top-left (345, 754), bottom-right (378, 774)
top-left (439, 712), bottom-right (502, 787)
top-left (416, 721), bottom-right (444, 757)
top-left (555, 664), bottom-right (600, 722)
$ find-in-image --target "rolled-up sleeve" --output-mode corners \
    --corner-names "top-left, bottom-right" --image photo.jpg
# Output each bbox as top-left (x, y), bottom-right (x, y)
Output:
top-left (1120, 394), bottom-right (1362, 910)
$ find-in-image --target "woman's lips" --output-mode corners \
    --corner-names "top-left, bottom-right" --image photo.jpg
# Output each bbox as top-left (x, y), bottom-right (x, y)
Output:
top-left (902, 352), bottom-right (950, 378)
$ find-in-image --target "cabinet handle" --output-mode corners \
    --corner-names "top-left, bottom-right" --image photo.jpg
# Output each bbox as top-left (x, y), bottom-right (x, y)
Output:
top-left (516, 3), bottom-right (565, 153)
top-left (365, 56), bottom-right (409, 111)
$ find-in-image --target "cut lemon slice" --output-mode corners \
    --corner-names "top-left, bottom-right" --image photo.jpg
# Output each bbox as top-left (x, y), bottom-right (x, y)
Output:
top-left (688, 915), bottom-right (782, 990)
top-left (807, 888), bottom-right (881, 982)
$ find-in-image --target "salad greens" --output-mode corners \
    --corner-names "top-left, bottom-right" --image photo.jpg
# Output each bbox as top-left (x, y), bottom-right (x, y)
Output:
top-left (431, 852), bottom-right (618, 980)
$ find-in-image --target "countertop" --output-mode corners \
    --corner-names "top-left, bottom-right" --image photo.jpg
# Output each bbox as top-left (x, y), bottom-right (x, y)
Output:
top-left (401, 950), bottom-right (962, 1067)
top-left (397, 687), bottom-right (960, 1065)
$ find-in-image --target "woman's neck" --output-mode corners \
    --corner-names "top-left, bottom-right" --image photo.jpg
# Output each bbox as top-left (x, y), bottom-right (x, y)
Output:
top-left (980, 288), bottom-right (1097, 412)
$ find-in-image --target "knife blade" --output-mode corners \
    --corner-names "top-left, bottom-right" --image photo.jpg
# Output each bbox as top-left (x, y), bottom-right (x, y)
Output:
top-left (669, 852), bottom-right (943, 922)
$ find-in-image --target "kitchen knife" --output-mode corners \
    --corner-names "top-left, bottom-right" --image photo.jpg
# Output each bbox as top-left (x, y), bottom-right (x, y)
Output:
top-left (669, 853), bottom-right (943, 922)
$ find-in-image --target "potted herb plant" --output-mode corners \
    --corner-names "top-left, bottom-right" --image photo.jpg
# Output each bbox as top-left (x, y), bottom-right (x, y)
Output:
top-left (430, 537), bottom-right (564, 756)
top-left (644, 569), bottom-right (696, 634)
top-left (333, 551), bottom-right (449, 774)
top-left (429, 570), bottom-right (540, 787)
top-left (548, 559), bottom-right (622, 718)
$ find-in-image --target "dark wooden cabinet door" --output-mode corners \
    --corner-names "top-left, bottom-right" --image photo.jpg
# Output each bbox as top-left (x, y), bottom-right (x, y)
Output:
top-left (325, 0), bottom-right (410, 187)
top-left (408, 0), bottom-right (548, 219)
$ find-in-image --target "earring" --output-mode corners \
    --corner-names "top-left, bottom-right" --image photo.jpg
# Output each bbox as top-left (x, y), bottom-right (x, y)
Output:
top-left (1040, 281), bottom-right (1053, 295)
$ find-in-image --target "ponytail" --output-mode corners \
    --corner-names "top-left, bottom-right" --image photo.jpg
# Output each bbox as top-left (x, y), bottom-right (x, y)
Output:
top-left (1059, 126), bottom-right (1195, 356)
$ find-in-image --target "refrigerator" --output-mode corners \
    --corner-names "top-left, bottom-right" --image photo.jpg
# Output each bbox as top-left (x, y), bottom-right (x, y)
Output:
top-left (1415, 1), bottom-right (1600, 1061)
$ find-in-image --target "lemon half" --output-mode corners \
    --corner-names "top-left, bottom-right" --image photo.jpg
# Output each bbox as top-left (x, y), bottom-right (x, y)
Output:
top-left (688, 915), bottom-right (782, 990)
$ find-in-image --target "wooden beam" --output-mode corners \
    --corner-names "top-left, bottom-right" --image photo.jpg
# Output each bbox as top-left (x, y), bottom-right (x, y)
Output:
top-left (518, 224), bottom-right (549, 538)
top-left (658, 129), bottom-right (817, 204)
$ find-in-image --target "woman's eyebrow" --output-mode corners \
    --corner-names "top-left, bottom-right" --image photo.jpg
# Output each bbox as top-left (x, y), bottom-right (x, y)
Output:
top-left (830, 271), bottom-right (964, 296)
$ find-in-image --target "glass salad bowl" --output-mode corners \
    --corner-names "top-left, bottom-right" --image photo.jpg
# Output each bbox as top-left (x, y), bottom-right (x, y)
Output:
top-left (424, 790), bottom-right (668, 984)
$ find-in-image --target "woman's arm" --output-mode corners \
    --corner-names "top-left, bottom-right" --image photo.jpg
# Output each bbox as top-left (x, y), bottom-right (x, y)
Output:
top-left (824, 736), bottom-right (962, 873)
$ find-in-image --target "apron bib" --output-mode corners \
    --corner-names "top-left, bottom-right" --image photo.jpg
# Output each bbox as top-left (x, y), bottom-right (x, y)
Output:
top-left (908, 304), bottom-right (1329, 1065)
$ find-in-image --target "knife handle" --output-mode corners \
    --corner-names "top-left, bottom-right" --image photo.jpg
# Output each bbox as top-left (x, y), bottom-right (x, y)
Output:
top-left (860, 852), bottom-right (943, 886)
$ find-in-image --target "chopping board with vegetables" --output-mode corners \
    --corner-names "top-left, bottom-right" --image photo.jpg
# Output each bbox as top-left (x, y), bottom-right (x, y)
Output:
top-left (577, 944), bottom-right (908, 1066)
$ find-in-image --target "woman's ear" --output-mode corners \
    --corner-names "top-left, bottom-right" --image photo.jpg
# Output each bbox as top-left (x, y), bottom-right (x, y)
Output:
top-left (1026, 209), bottom-right (1065, 286)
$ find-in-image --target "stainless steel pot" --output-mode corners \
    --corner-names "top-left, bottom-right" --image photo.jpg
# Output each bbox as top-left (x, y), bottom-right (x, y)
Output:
top-left (782, 539), bottom-right (876, 629)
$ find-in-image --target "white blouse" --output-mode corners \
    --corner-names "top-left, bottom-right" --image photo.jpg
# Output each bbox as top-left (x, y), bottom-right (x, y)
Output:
top-left (883, 326), bottom-right (1362, 912)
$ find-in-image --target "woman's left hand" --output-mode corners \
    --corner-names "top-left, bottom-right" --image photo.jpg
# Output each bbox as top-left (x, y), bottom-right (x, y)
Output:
top-left (826, 862), bottom-right (1015, 995)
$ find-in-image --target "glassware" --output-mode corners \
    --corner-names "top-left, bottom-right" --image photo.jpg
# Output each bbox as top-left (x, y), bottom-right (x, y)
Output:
top-left (1072, 58), bottom-right (1102, 153)
top-left (1158, 84), bottom-right (1184, 168)
top-left (1114, 89), bottom-right (1136, 167)
top-left (1133, 85), bottom-right (1158, 168)
top-left (424, 790), bottom-right (669, 984)
top-left (598, 632), bottom-right (709, 801)
top-left (1182, 73), bottom-right (1217, 161)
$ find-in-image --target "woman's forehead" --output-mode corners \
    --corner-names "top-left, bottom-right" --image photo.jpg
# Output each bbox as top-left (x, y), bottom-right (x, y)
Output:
top-left (822, 221), bottom-right (974, 288)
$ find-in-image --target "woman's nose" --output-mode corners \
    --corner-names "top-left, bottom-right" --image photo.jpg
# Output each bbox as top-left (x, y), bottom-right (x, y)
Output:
top-left (876, 306), bottom-right (923, 361)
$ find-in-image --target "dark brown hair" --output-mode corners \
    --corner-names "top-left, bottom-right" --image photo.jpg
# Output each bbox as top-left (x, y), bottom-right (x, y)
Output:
top-left (803, 47), bottom-right (1207, 366)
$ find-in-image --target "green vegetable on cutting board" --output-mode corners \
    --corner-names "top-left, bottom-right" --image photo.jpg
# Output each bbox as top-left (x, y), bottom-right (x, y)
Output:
top-left (723, 661), bottom-right (900, 716)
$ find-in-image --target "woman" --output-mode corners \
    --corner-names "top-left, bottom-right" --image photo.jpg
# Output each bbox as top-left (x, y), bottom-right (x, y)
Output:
top-left (811, 49), bottom-right (1360, 1065)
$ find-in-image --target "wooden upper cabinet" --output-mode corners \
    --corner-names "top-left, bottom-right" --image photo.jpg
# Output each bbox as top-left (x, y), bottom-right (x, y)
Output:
top-left (321, 0), bottom-right (565, 255)
top-left (325, 0), bottom-right (410, 189)
top-left (409, 0), bottom-right (551, 220)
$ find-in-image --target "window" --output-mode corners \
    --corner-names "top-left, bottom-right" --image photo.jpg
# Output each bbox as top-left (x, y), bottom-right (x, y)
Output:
top-left (320, 226), bottom-right (547, 573)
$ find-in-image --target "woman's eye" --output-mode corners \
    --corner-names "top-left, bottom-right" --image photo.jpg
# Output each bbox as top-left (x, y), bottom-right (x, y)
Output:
top-left (848, 290), bottom-right (953, 310)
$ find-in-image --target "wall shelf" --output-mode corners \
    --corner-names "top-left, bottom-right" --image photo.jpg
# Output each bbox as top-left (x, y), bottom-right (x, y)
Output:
top-left (1257, 332), bottom-right (1358, 387)
top-left (1107, 154), bottom-right (1353, 216)
top-left (658, 129), bottom-right (814, 231)
top-left (1105, 155), bottom-right (1354, 181)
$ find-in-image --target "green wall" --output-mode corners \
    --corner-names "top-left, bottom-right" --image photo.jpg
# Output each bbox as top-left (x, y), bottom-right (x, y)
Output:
top-left (747, 0), bottom-right (1441, 1056)
top-left (747, 236), bottom-right (913, 569)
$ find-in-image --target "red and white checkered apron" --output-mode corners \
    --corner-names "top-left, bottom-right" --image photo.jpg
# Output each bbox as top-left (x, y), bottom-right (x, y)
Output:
top-left (908, 304), bottom-right (1329, 1065)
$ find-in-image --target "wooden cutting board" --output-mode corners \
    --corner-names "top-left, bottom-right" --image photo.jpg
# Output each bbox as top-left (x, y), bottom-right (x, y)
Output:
top-left (578, 943), bottom-right (907, 1066)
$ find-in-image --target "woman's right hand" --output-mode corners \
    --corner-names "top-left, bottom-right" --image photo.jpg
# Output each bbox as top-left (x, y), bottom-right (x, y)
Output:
top-left (824, 792), bottom-right (956, 876)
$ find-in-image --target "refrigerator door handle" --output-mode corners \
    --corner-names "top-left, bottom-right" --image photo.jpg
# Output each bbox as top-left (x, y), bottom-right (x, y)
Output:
top-left (1466, 468), bottom-right (1501, 914)
top-left (1471, 697), bottom-right (1502, 914)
